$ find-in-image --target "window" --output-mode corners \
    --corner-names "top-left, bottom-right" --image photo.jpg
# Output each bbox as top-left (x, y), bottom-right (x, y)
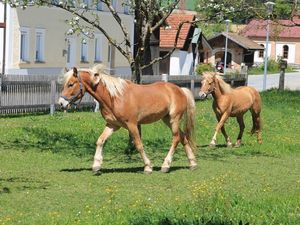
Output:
top-left (283, 45), bottom-right (289, 59)
top-left (82, 0), bottom-right (90, 8)
top-left (20, 27), bottom-right (29, 62)
top-left (124, 0), bottom-right (130, 14)
top-left (67, 39), bottom-right (71, 63)
top-left (259, 44), bottom-right (264, 58)
top-left (111, 0), bottom-right (117, 9)
top-left (81, 41), bottom-right (88, 62)
top-left (35, 29), bottom-right (45, 62)
top-left (94, 34), bottom-right (102, 62)
top-left (96, 1), bottom-right (103, 10)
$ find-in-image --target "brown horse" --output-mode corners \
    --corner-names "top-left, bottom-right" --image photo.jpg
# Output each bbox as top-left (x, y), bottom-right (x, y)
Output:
top-left (199, 72), bottom-right (262, 147)
top-left (58, 64), bottom-right (197, 174)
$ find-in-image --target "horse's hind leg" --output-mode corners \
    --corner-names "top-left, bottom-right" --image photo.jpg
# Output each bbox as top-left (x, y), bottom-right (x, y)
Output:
top-left (92, 124), bottom-right (119, 172)
top-left (162, 117), bottom-right (197, 172)
top-left (235, 115), bottom-right (245, 147)
top-left (127, 123), bottom-right (152, 174)
top-left (161, 117), bottom-right (181, 173)
top-left (251, 111), bottom-right (262, 144)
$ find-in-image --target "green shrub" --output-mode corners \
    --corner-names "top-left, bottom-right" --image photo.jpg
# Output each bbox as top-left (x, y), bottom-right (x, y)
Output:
top-left (195, 63), bottom-right (214, 75)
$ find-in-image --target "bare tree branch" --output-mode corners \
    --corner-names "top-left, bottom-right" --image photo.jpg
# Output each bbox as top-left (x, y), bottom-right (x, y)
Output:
top-left (101, 0), bottom-right (132, 54)
top-left (151, 0), bottom-right (180, 32)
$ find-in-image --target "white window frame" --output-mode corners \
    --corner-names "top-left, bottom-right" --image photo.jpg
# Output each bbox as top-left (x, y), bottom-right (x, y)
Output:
top-left (94, 34), bottom-right (103, 62)
top-left (35, 28), bottom-right (45, 62)
top-left (81, 40), bottom-right (89, 63)
top-left (20, 27), bottom-right (30, 62)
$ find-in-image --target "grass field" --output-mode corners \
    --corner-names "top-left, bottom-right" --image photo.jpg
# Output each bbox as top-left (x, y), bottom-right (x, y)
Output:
top-left (0, 90), bottom-right (299, 225)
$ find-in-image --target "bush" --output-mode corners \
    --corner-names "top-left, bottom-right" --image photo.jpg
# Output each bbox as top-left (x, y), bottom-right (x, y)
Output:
top-left (249, 59), bottom-right (295, 75)
top-left (195, 63), bottom-right (214, 75)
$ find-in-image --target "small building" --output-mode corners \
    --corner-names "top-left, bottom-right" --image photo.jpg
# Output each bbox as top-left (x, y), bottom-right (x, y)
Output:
top-left (240, 18), bottom-right (300, 66)
top-left (159, 11), bottom-right (212, 75)
top-left (207, 32), bottom-right (264, 70)
top-left (0, 1), bottom-right (134, 75)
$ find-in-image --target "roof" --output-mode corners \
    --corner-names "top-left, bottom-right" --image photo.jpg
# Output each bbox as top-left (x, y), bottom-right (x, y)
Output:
top-left (208, 32), bottom-right (264, 50)
top-left (240, 19), bottom-right (300, 39)
top-left (160, 13), bottom-right (195, 49)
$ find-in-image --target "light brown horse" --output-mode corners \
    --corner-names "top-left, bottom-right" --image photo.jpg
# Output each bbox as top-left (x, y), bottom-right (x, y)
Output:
top-left (199, 72), bottom-right (262, 147)
top-left (58, 64), bottom-right (197, 174)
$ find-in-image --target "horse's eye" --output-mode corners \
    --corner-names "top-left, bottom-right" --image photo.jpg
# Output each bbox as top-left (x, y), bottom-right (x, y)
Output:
top-left (68, 83), bottom-right (74, 88)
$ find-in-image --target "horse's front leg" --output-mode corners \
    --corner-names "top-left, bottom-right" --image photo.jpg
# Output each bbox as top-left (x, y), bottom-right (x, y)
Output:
top-left (92, 124), bottom-right (119, 172)
top-left (216, 113), bottom-right (232, 147)
top-left (210, 112), bottom-right (230, 147)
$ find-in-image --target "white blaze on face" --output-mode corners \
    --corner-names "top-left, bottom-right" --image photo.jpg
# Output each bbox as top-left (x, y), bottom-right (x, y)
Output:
top-left (58, 97), bottom-right (70, 108)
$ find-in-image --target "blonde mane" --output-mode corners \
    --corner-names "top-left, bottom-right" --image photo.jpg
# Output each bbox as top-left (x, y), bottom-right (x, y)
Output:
top-left (89, 64), bottom-right (127, 97)
top-left (60, 64), bottom-right (127, 97)
top-left (203, 72), bottom-right (232, 93)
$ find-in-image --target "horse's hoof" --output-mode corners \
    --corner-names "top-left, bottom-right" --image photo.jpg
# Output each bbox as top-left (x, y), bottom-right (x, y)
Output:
top-left (144, 170), bottom-right (152, 175)
top-left (189, 165), bottom-right (198, 171)
top-left (234, 144), bottom-right (241, 148)
top-left (209, 143), bottom-right (216, 148)
top-left (92, 166), bottom-right (101, 173)
top-left (227, 142), bottom-right (233, 148)
top-left (161, 167), bottom-right (170, 173)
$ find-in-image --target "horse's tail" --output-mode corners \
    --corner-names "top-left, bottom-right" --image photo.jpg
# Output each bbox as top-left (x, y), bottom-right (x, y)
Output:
top-left (250, 88), bottom-right (263, 144)
top-left (181, 88), bottom-right (196, 152)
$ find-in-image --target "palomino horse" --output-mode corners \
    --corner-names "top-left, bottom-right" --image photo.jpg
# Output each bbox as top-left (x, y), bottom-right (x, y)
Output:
top-left (199, 72), bottom-right (262, 147)
top-left (58, 64), bottom-right (197, 174)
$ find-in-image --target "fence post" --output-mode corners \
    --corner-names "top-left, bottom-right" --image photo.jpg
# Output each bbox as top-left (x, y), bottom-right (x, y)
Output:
top-left (190, 77), bottom-right (195, 97)
top-left (50, 80), bottom-right (56, 115)
top-left (162, 74), bottom-right (168, 82)
top-left (241, 65), bottom-right (248, 86)
top-left (279, 59), bottom-right (287, 91)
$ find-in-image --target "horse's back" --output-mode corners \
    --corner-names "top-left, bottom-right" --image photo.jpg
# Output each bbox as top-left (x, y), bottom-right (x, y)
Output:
top-left (120, 81), bottom-right (187, 124)
top-left (229, 86), bottom-right (261, 115)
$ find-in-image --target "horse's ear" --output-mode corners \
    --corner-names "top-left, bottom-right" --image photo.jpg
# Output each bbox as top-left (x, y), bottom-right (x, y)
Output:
top-left (73, 67), bottom-right (78, 77)
top-left (93, 73), bottom-right (100, 85)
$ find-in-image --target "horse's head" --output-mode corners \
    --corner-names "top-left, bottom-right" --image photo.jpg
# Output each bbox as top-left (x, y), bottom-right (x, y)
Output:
top-left (58, 67), bottom-right (85, 109)
top-left (199, 72), bottom-right (217, 99)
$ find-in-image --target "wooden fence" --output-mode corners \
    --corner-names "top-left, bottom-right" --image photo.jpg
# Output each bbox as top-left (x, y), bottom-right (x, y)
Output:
top-left (0, 73), bottom-right (247, 115)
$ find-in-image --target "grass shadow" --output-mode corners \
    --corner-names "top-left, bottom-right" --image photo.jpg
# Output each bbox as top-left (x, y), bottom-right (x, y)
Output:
top-left (60, 165), bottom-right (188, 174)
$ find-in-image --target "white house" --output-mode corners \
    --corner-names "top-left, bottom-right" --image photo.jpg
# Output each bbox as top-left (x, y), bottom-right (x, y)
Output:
top-left (159, 11), bottom-right (212, 75)
top-left (0, 1), bottom-right (134, 75)
top-left (240, 19), bottom-right (300, 66)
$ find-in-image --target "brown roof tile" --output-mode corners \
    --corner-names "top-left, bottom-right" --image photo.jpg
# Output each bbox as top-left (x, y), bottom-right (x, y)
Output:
top-left (160, 14), bottom-right (195, 49)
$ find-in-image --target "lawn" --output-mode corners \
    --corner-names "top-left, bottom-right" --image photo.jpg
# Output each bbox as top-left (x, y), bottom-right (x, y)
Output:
top-left (0, 90), bottom-right (299, 225)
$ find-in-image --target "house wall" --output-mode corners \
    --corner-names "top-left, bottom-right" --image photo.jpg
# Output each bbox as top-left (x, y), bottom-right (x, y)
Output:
top-left (252, 37), bottom-right (300, 65)
top-left (2, 3), bottom-right (134, 75)
top-left (169, 49), bottom-right (195, 75)
top-left (210, 47), bottom-right (243, 70)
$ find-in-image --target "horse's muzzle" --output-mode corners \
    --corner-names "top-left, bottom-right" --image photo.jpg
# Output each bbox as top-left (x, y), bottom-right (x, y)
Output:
top-left (58, 97), bottom-right (70, 109)
top-left (199, 91), bottom-right (208, 100)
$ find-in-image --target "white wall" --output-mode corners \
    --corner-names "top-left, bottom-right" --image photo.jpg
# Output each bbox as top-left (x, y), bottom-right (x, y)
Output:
top-left (254, 42), bottom-right (271, 63)
top-left (3, 4), bottom-right (134, 75)
top-left (275, 43), bottom-right (296, 63)
top-left (169, 50), bottom-right (194, 75)
top-left (0, 3), bottom-right (4, 72)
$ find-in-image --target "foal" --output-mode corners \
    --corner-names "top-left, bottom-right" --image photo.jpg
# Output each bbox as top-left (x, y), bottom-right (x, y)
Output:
top-left (199, 72), bottom-right (262, 147)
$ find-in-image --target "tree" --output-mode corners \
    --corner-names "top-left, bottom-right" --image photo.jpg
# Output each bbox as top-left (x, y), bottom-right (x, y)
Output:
top-left (6, 0), bottom-right (198, 83)
top-left (195, 0), bottom-right (298, 24)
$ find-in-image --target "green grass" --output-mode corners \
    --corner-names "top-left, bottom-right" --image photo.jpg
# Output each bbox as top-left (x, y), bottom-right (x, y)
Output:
top-left (0, 90), bottom-right (300, 225)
